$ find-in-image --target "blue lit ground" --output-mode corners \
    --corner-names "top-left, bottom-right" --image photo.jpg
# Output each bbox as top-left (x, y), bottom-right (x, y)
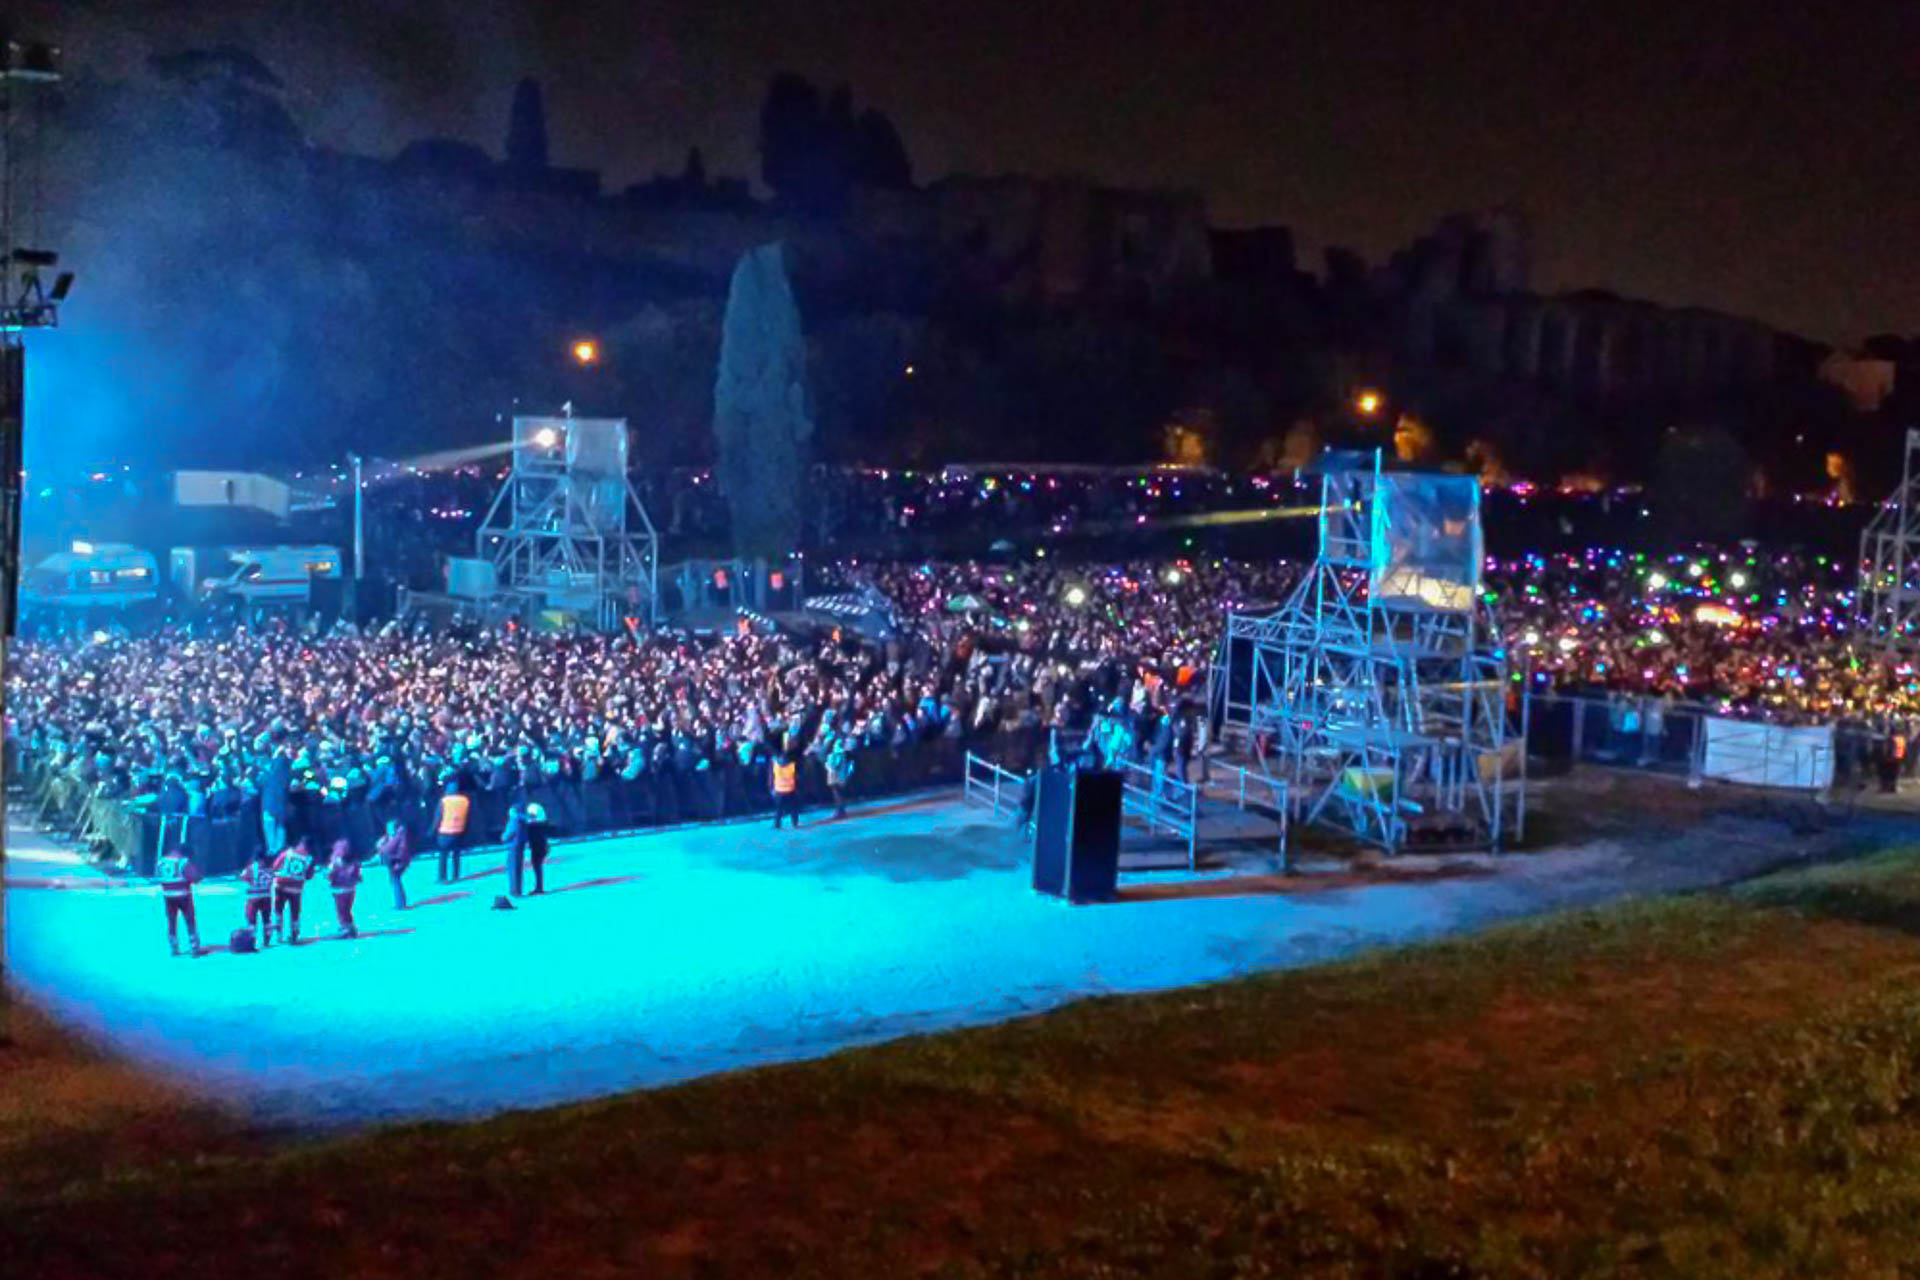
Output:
top-left (2, 780), bottom-right (1862, 1128)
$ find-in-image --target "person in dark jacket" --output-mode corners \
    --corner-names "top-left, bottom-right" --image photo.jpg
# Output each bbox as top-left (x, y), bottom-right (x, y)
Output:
top-left (375, 819), bottom-right (411, 910)
top-left (502, 798), bottom-right (553, 895)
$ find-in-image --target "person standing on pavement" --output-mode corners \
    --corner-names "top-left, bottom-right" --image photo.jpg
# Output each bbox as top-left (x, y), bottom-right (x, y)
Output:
top-left (502, 797), bottom-right (553, 895)
top-left (270, 836), bottom-right (316, 944)
top-left (433, 776), bottom-right (471, 882)
top-left (156, 844), bottom-right (202, 957)
top-left (375, 818), bottom-right (411, 910)
top-left (326, 839), bottom-right (361, 939)
top-left (770, 751), bottom-right (802, 829)
top-left (238, 847), bottom-right (275, 948)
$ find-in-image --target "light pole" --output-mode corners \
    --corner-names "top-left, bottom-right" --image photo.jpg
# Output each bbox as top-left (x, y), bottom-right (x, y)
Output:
top-left (348, 452), bottom-right (364, 616)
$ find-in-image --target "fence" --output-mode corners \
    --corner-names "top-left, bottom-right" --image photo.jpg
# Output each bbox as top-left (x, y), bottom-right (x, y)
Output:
top-left (12, 733), bottom-right (1012, 881)
top-left (1118, 758), bottom-right (1200, 868)
top-left (1527, 692), bottom-right (1891, 795)
top-left (963, 752), bottom-right (1029, 821)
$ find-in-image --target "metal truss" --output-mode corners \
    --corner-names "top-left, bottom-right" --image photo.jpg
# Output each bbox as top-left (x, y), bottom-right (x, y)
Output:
top-left (1213, 451), bottom-right (1519, 853)
top-left (1859, 428), bottom-right (1920, 652)
top-left (476, 416), bottom-right (659, 630)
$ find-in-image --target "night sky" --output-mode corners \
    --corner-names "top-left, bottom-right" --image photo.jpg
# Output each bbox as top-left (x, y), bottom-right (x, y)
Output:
top-left (33, 0), bottom-right (1920, 342)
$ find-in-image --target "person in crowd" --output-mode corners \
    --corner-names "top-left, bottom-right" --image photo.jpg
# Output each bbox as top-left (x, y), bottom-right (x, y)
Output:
top-left (434, 776), bottom-right (471, 882)
top-left (261, 741), bottom-right (292, 858)
top-left (239, 847), bottom-right (276, 949)
top-left (156, 843), bottom-right (202, 957)
top-left (326, 838), bottom-right (361, 939)
top-left (271, 835), bottom-right (316, 945)
top-left (376, 818), bottom-right (411, 910)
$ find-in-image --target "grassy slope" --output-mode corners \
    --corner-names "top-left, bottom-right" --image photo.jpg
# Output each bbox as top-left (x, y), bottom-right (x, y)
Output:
top-left (12, 849), bottom-right (1920, 1278)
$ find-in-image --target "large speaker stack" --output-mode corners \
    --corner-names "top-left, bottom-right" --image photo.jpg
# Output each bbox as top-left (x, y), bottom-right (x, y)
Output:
top-left (1030, 767), bottom-right (1122, 904)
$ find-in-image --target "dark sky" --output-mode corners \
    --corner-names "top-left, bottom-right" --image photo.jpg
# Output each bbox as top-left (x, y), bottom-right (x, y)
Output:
top-left (35, 0), bottom-right (1920, 342)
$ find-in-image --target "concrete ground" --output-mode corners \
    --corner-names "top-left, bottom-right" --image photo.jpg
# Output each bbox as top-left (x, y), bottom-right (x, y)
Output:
top-left (4, 774), bottom-right (1908, 1128)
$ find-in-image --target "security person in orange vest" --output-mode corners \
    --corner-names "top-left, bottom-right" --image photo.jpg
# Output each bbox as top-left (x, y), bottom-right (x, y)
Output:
top-left (156, 844), bottom-right (203, 956)
top-left (770, 751), bottom-right (803, 829)
top-left (434, 778), bottom-right (472, 882)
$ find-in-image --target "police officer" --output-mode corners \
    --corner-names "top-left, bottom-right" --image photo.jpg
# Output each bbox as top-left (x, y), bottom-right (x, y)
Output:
top-left (156, 844), bottom-right (202, 957)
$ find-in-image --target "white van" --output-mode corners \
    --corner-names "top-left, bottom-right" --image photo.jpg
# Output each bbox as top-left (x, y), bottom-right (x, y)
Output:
top-left (172, 545), bottom-right (343, 607)
top-left (21, 542), bottom-right (161, 612)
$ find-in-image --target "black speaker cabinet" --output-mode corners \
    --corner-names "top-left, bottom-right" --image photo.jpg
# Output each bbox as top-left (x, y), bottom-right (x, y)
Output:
top-left (1031, 768), bottom-right (1122, 904)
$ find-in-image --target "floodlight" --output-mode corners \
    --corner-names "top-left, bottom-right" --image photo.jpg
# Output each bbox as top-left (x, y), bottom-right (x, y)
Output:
top-left (533, 427), bottom-right (560, 448)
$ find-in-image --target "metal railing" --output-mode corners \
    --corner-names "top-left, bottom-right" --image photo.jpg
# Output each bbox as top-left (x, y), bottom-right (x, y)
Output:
top-left (1118, 758), bottom-right (1200, 869)
top-left (963, 751), bottom-right (1029, 820)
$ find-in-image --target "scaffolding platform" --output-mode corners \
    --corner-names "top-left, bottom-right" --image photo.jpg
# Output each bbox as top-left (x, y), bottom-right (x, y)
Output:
top-left (1211, 450), bottom-right (1524, 854)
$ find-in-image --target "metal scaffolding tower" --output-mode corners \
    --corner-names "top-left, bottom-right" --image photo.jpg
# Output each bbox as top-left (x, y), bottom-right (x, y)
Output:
top-left (1859, 428), bottom-right (1920, 652)
top-left (1213, 450), bottom-right (1521, 853)
top-left (476, 415), bottom-right (659, 629)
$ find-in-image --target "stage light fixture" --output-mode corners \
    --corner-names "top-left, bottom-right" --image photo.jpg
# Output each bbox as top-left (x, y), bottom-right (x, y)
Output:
top-left (48, 272), bottom-right (72, 302)
top-left (533, 427), bottom-right (560, 448)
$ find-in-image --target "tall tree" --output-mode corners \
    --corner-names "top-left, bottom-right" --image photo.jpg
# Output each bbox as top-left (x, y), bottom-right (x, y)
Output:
top-left (714, 243), bottom-right (814, 559)
top-left (758, 73), bottom-right (822, 203)
top-left (680, 145), bottom-right (707, 189)
top-left (854, 108), bottom-right (912, 188)
top-left (506, 77), bottom-right (549, 171)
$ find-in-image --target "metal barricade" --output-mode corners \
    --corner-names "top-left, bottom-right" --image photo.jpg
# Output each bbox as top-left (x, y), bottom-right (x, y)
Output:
top-left (1119, 759), bottom-right (1199, 869)
top-left (963, 751), bottom-right (1028, 820)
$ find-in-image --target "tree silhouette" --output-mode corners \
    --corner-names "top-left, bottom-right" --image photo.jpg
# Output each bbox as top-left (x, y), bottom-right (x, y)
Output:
top-left (714, 243), bottom-right (814, 559)
top-left (855, 109), bottom-right (912, 188)
top-left (758, 73), bottom-right (913, 213)
top-left (506, 77), bottom-right (549, 172)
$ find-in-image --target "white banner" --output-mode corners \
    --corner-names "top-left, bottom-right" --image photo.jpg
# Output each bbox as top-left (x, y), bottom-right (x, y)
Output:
top-left (174, 471), bottom-right (291, 520)
top-left (1700, 716), bottom-right (1833, 791)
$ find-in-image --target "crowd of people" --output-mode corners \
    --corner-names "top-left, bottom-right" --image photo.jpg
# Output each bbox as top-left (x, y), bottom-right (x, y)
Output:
top-left (14, 541), bottom-right (1920, 949)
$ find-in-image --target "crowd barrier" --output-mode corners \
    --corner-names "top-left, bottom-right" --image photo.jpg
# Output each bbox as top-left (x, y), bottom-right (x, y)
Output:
top-left (1527, 692), bottom-right (1893, 793)
top-left (11, 731), bottom-right (1036, 880)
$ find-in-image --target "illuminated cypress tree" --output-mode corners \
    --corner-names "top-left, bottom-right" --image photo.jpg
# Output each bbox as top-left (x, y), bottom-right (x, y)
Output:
top-left (713, 242), bottom-right (813, 561)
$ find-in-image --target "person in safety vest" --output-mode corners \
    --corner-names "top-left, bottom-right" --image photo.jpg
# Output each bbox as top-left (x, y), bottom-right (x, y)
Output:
top-left (271, 836), bottom-right (317, 944)
top-left (434, 777), bottom-right (472, 882)
top-left (239, 847), bottom-right (276, 949)
top-left (156, 844), bottom-right (203, 956)
top-left (770, 751), bottom-right (803, 829)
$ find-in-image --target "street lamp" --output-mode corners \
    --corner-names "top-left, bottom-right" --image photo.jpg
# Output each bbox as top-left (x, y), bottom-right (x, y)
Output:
top-left (1354, 389), bottom-right (1383, 418)
top-left (571, 338), bottom-right (599, 365)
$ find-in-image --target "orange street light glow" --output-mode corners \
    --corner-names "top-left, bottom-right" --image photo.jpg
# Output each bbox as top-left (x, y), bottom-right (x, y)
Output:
top-left (572, 339), bottom-right (599, 365)
top-left (1355, 390), bottom-right (1382, 416)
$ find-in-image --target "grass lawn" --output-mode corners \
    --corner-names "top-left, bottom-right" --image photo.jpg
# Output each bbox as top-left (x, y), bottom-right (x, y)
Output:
top-left (12, 842), bottom-right (1920, 1278)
